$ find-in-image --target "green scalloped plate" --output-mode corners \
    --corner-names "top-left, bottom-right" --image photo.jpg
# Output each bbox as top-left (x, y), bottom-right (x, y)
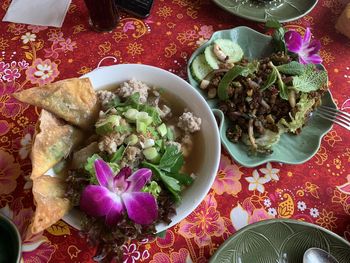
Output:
top-left (212, 0), bottom-right (318, 22)
top-left (209, 219), bottom-right (350, 263)
top-left (187, 26), bottom-right (335, 168)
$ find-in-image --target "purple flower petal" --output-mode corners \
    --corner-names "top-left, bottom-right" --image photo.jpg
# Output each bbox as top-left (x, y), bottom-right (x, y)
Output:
top-left (113, 173), bottom-right (129, 193)
top-left (112, 167), bottom-right (132, 192)
top-left (126, 168), bottom-right (152, 192)
top-left (80, 185), bottom-right (115, 217)
top-left (286, 27), bottom-right (322, 65)
top-left (94, 159), bottom-right (114, 188)
top-left (105, 196), bottom-right (124, 225)
top-left (307, 39), bottom-right (321, 54)
top-left (303, 27), bottom-right (311, 44)
top-left (304, 54), bottom-right (323, 64)
top-left (122, 192), bottom-right (158, 225)
top-left (285, 30), bottom-right (302, 53)
top-left (299, 56), bottom-right (307, 65)
top-left (118, 166), bottom-right (132, 178)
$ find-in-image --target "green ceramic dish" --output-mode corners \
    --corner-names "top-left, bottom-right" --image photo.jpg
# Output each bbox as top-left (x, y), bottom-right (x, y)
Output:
top-left (212, 0), bottom-right (318, 23)
top-left (187, 26), bottom-right (335, 167)
top-left (0, 214), bottom-right (21, 263)
top-left (209, 219), bottom-right (350, 263)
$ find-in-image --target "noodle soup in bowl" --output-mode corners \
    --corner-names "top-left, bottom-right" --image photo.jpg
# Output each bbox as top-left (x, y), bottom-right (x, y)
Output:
top-left (52, 64), bottom-right (221, 233)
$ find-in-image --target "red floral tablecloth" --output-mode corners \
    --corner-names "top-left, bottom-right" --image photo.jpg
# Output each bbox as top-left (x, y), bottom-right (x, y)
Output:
top-left (1, 0), bottom-right (350, 262)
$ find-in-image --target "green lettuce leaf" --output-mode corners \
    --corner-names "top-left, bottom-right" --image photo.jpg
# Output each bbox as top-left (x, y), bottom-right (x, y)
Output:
top-left (268, 62), bottom-right (288, 100)
top-left (84, 154), bottom-right (102, 184)
top-left (292, 64), bottom-right (328, 92)
top-left (142, 181), bottom-right (162, 198)
top-left (276, 61), bottom-right (305, 75)
top-left (278, 93), bottom-right (315, 133)
top-left (261, 69), bottom-right (277, 91)
top-left (255, 129), bottom-right (281, 149)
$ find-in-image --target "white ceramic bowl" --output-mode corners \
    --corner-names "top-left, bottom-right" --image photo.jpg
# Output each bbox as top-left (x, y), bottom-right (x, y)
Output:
top-left (60, 64), bottom-right (221, 232)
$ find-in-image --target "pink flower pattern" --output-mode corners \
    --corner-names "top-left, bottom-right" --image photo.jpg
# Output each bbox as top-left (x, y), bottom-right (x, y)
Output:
top-left (18, 60), bottom-right (29, 70)
top-left (2, 68), bottom-right (20, 82)
top-left (44, 32), bottom-right (76, 58)
top-left (7, 24), bottom-right (26, 35)
top-left (213, 155), bottom-right (243, 195)
top-left (230, 203), bottom-right (273, 231)
top-left (44, 47), bottom-right (60, 59)
top-left (27, 25), bottom-right (48, 33)
top-left (123, 21), bottom-right (136, 32)
top-left (26, 58), bottom-right (59, 86)
top-left (0, 81), bottom-right (28, 118)
top-left (150, 248), bottom-right (191, 263)
top-left (0, 120), bottom-right (10, 136)
top-left (59, 38), bottom-right (77, 52)
top-left (47, 31), bottom-right (64, 44)
top-left (178, 195), bottom-right (225, 247)
top-left (122, 243), bottom-right (141, 263)
top-left (0, 149), bottom-right (21, 195)
top-left (198, 25), bottom-right (213, 39)
top-left (0, 61), bottom-right (9, 73)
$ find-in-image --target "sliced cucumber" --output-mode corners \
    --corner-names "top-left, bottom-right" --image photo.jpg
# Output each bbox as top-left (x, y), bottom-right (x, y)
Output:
top-left (204, 39), bottom-right (244, 70)
top-left (190, 53), bottom-right (212, 81)
top-left (213, 39), bottom-right (244, 63)
top-left (204, 45), bottom-right (220, 70)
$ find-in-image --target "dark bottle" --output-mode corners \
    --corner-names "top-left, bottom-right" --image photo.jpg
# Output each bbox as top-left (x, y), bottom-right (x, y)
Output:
top-left (84, 0), bottom-right (120, 32)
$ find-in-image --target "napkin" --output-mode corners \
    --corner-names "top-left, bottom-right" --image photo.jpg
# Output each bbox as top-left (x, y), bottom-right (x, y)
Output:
top-left (2, 0), bottom-right (71, 28)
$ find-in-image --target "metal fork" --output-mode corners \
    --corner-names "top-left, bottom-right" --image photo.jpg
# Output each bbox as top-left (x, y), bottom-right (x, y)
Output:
top-left (315, 105), bottom-right (350, 131)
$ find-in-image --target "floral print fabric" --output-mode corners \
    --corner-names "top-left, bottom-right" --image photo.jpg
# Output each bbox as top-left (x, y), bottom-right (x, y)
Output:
top-left (0, 0), bottom-right (350, 262)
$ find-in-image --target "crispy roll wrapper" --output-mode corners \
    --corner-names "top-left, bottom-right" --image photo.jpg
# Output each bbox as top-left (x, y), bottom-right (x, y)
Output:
top-left (13, 78), bottom-right (99, 129)
top-left (31, 109), bottom-right (83, 179)
top-left (30, 175), bottom-right (70, 234)
top-left (70, 141), bottom-right (99, 170)
top-left (336, 3), bottom-right (350, 39)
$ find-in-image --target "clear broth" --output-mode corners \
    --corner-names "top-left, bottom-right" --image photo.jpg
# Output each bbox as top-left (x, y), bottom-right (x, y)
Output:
top-left (160, 90), bottom-right (204, 175)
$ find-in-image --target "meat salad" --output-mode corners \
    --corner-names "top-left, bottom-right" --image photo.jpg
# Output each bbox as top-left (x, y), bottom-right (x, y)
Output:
top-left (190, 35), bottom-right (328, 155)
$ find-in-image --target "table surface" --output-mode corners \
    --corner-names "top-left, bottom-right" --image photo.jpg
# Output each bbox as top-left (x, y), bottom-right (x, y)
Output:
top-left (1, 0), bottom-right (350, 262)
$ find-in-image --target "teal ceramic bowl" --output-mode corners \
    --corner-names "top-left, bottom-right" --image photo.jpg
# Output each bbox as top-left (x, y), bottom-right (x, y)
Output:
top-left (209, 219), bottom-right (350, 263)
top-left (0, 214), bottom-right (21, 263)
top-left (212, 0), bottom-right (318, 23)
top-left (187, 26), bottom-right (335, 167)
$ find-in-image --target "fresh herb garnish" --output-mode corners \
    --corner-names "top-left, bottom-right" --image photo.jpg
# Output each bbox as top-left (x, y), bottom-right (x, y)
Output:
top-left (142, 145), bottom-right (193, 202)
top-left (266, 19), bottom-right (287, 54)
top-left (261, 68), bottom-right (277, 91)
top-left (241, 60), bottom-right (260, 77)
top-left (142, 104), bottom-right (162, 125)
top-left (276, 61), bottom-right (305, 75)
top-left (85, 154), bottom-right (120, 184)
top-left (292, 64), bottom-right (328, 93)
top-left (218, 62), bottom-right (259, 100)
top-left (142, 181), bottom-right (162, 198)
top-left (110, 145), bottom-right (125, 162)
top-left (158, 145), bottom-right (184, 172)
top-left (268, 62), bottom-right (288, 100)
top-left (111, 92), bottom-right (162, 125)
top-left (84, 154), bottom-right (102, 184)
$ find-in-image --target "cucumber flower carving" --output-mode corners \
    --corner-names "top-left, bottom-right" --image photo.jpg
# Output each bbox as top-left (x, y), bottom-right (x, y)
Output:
top-left (80, 159), bottom-right (158, 225)
top-left (285, 27), bottom-right (322, 65)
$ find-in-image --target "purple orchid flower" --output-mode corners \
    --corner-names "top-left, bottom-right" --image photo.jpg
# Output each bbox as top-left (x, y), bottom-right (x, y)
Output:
top-left (285, 27), bottom-right (322, 64)
top-left (80, 160), bottom-right (158, 225)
